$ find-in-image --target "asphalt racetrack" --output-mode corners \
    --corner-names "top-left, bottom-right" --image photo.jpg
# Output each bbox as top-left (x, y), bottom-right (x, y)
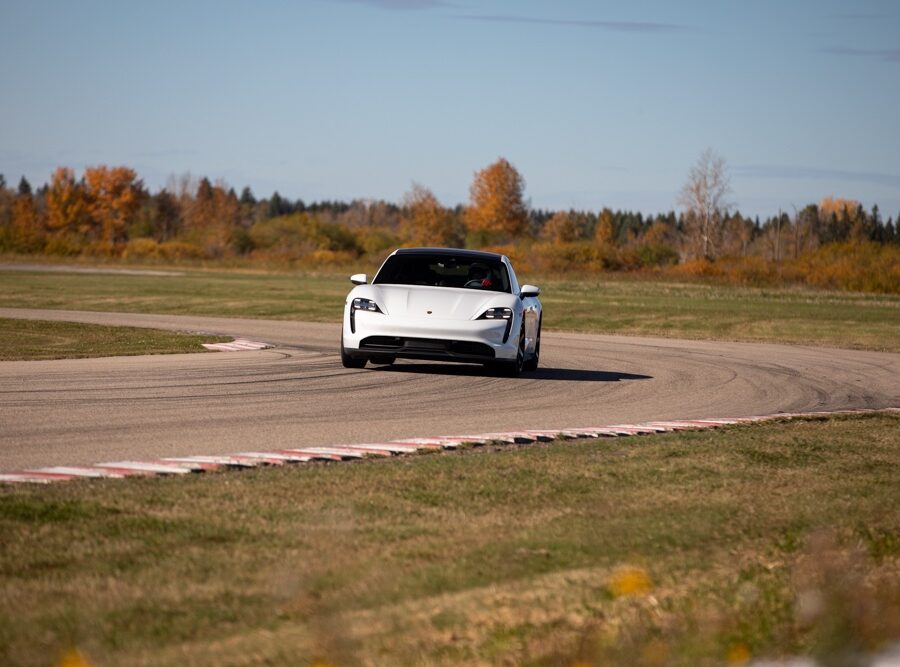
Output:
top-left (1, 308), bottom-right (898, 472)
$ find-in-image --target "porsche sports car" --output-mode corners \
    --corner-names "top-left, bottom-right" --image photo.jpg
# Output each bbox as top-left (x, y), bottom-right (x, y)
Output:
top-left (340, 247), bottom-right (542, 376)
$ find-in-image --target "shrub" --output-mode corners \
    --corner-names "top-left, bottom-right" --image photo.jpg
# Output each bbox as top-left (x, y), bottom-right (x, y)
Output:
top-left (158, 240), bottom-right (204, 260)
top-left (531, 241), bottom-right (603, 273)
top-left (123, 238), bottom-right (161, 259)
top-left (796, 242), bottom-right (900, 294)
top-left (43, 234), bottom-right (83, 257)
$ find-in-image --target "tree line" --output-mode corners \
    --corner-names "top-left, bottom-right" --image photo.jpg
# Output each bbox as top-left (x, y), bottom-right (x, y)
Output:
top-left (0, 157), bottom-right (898, 290)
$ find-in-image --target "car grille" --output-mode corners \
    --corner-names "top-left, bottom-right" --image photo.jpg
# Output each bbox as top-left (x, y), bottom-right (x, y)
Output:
top-left (360, 336), bottom-right (495, 359)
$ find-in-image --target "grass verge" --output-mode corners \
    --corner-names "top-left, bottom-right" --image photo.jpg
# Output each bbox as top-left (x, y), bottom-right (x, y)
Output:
top-left (1, 413), bottom-right (897, 665)
top-left (0, 318), bottom-right (230, 361)
top-left (2, 266), bottom-right (899, 351)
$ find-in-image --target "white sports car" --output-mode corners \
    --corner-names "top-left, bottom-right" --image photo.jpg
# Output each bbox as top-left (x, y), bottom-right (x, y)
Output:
top-left (341, 248), bottom-right (542, 375)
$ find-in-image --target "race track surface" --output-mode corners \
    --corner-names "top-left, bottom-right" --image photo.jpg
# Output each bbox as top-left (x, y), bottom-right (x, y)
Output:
top-left (1, 308), bottom-right (898, 471)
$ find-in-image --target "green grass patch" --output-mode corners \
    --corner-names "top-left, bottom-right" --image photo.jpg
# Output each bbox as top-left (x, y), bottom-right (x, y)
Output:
top-left (1, 414), bottom-right (897, 665)
top-left (2, 266), bottom-right (899, 350)
top-left (0, 318), bottom-right (230, 361)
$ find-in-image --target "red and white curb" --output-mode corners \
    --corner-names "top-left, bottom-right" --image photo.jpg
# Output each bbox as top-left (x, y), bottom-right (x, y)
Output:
top-left (202, 339), bottom-right (271, 352)
top-left (1, 408), bottom-right (897, 485)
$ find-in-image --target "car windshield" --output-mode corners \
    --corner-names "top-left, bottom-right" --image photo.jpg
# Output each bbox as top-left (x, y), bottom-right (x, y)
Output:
top-left (374, 253), bottom-right (511, 293)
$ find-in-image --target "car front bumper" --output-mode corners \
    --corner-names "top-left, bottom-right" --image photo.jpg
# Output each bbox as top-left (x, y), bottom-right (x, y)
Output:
top-left (343, 309), bottom-right (519, 363)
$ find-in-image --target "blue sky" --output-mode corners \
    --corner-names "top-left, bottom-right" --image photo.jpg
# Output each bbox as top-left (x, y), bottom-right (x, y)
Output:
top-left (1, 0), bottom-right (898, 218)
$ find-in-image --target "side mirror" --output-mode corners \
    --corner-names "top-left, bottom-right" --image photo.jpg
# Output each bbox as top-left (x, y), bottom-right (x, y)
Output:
top-left (350, 273), bottom-right (368, 285)
top-left (520, 284), bottom-right (541, 298)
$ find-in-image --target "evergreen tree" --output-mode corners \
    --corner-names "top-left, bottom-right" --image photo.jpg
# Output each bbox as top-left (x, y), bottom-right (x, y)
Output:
top-left (153, 190), bottom-right (181, 242)
top-left (196, 177), bottom-right (214, 202)
top-left (268, 191), bottom-right (294, 217)
top-left (887, 219), bottom-right (898, 245)
top-left (239, 186), bottom-right (256, 205)
top-left (18, 176), bottom-right (32, 196)
top-left (870, 205), bottom-right (882, 242)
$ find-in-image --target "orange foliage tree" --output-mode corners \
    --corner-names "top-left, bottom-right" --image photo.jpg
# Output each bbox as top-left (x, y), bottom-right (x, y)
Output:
top-left (11, 178), bottom-right (44, 252)
top-left (183, 178), bottom-right (240, 257)
top-left (401, 183), bottom-right (462, 247)
top-left (594, 208), bottom-right (616, 247)
top-left (464, 158), bottom-right (528, 243)
top-left (541, 210), bottom-right (579, 243)
top-left (819, 197), bottom-right (860, 220)
top-left (83, 166), bottom-right (144, 253)
top-left (46, 167), bottom-right (89, 235)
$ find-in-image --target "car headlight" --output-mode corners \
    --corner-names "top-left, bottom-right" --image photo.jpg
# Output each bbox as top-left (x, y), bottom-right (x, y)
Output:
top-left (477, 307), bottom-right (514, 343)
top-left (477, 307), bottom-right (512, 320)
top-left (349, 298), bottom-right (382, 334)
top-left (352, 298), bottom-right (382, 313)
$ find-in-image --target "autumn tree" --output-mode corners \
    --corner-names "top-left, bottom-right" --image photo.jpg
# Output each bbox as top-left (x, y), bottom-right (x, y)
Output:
top-left (83, 166), bottom-right (144, 253)
top-left (401, 183), bottom-right (462, 247)
top-left (184, 178), bottom-right (240, 257)
top-left (594, 207), bottom-right (616, 247)
top-left (678, 149), bottom-right (732, 259)
top-left (541, 210), bottom-right (579, 243)
top-left (46, 168), bottom-right (89, 235)
top-left (464, 158), bottom-right (528, 243)
top-left (156, 190), bottom-right (182, 241)
top-left (720, 212), bottom-right (754, 257)
top-left (0, 175), bottom-right (13, 249)
top-left (9, 176), bottom-right (45, 252)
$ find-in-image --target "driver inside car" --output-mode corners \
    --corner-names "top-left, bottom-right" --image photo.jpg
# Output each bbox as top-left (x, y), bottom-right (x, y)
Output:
top-left (465, 263), bottom-right (492, 289)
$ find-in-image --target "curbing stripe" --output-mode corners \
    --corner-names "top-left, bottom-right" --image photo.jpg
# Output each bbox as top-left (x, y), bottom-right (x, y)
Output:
top-left (236, 451), bottom-right (314, 463)
top-left (2, 408), bottom-right (897, 484)
top-left (0, 472), bottom-right (73, 483)
top-left (29, 466), bottom-right (125, 479)
top-left (202, 339), bottom-right (271, 352)
top-left (95, 461), bottom-right (192, 475)
top-left (163, 455), bottom-right (254, 468)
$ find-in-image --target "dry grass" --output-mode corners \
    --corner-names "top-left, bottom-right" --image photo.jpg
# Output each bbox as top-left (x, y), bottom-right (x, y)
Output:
top-left (2, 265), bottom-right (899, 351)
top-left (1, 414), bottom-right (898, 665)
top-left (0, 318), bottom-right (230, 361)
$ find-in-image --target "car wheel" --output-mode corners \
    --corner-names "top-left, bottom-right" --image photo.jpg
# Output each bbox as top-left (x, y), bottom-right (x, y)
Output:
top-left (497, 325), bottom-right (526, 377)
top-left (523, 317), bottom-right (541, 372)
top-left (340, 334), bottom-right (367, 369)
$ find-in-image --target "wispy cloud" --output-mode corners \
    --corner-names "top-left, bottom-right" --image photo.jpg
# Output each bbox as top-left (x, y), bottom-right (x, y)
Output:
top-left (827, 13), bottom-right (890, 20)
top-left (455, 14), bottom-right (689, 33)
top-left (822, 46), bottom-right (900, 63)
top-left (130, 148), bottom-right (197, 160)
top-left (734, 164), bottom-right (900, 189)
top-left (332, 0), bottom-right (450, 10)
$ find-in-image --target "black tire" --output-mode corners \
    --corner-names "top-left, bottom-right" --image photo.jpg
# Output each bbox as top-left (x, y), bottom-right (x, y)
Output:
top-left (523, 317), bottom-right (541, 372)
top-left (340, 334), bottom-right (367, 369)
top-left (498, 325), bottom-right (526, 377)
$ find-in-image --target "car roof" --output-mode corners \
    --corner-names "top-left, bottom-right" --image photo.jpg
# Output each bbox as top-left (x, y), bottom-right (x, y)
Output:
top-left (393, 247), bottom-right (505, 261)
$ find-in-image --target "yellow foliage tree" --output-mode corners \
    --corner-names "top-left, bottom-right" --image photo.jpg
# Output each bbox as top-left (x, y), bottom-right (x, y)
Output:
top-left (84, 166), bottom-right (143, 253)
top-left (46, 167), bottom-right (89, 234)
top-left (401, 183), bottom-right (461, 247)
top-left (11, 190), bottom-right (44, 252)
top-left (464, 158), bottom-right (528, 241)
top-left (541, 210), bottom-right (579, 243)
top-left (594, 208), bottom-right (615, 246)
top-left (184, 178), bottom-right (239, 256)
top-left (819, 197), bottom-right (860, 220)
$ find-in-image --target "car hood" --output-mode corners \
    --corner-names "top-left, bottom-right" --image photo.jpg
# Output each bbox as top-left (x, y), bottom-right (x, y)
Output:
top-left (367, 284), bottom-right (509, 320)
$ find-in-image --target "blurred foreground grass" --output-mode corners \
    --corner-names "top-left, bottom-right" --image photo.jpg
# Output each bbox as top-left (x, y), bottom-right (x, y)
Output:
top-left (1, 414), bottom-right (897, 666)
top-left (2, 265), bottom-right (899, 350)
